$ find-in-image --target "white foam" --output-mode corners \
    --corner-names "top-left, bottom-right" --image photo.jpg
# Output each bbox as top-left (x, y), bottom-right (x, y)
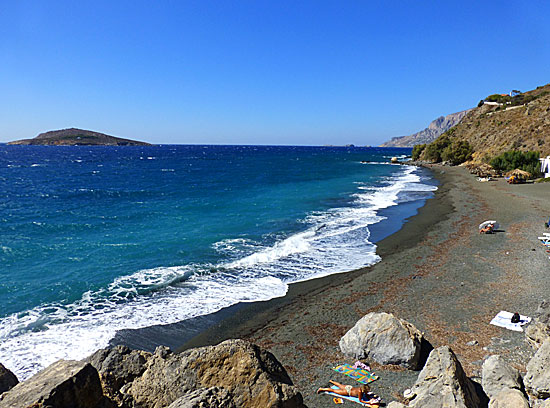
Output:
top-left (0, 164), bottom-right (437, 380)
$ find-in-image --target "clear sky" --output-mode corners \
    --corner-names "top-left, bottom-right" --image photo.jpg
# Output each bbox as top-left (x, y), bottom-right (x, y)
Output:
top-left (1, 1), bottom-right (549, 145)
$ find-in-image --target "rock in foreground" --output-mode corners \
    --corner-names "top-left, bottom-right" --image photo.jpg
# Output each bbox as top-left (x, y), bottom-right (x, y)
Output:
top-left (0, 360), bottom-right (105, 408)
top-left (125, 339), bottom-right (304, 408)
top-left (406, 346), bottom-right (480, 408)
top-left (524, 340), bottom-right (550, 400)
top-left (0, 363), bottom-right (18, 395)
top-left (339, 312), bottom-right (425, 369)
top-left (482, 355), bottom-right (523, 400)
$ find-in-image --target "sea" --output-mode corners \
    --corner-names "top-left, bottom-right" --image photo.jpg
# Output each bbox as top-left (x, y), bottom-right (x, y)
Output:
top-left (0, 144), bottom-right (437, 379)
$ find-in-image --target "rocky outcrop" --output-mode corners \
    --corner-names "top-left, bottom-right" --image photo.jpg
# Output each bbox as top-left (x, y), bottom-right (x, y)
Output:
top-left (166, 387), bottom-right (236, 408)
top-left (0, 360), bottom-right (105, 408)
top-left (482, 355), bottom-right (523, 399)
top-left (380, 110), bottom-right (471, 147)
top-left (525, 300), bottom-right (550, 348)
top-left (339, 312), bottom-right (426, 369)
top-left (86, 345), bottom-right (151, 406)
top-left (524, 340), bottom-right (550, 400)
top-left (488, 389), bottom-right (530, 408)
top-left (8, 128), bottom-right (151, 146)
top-left (0, 363), bottom-right (18, 395)
top-left (405, 346), bottom-right (480, 408)
top-left (125, 340), bottom-right (304, 408)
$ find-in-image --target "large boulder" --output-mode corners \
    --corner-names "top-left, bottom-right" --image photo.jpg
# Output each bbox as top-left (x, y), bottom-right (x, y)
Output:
top-left (166, 387), bottom-right (236, 408)
top-left (482, 355), bottom-right (523, 399)
top-left (488, 389), bottom-right (529, 408)
top-left (85, 344), bottom-right (152, 406)
top-left (339, 312), bottom-right (425, 369)
top-left (0, 360), bottom-right (105, 408)
top-left (525, 300), bottom-right (550, 348)
top-left (0, 363), bottom-right (18, 395)
top-left (406, 346), bottom-right (480, 408)
top-left (524, 340), bottom-right (550, 399)
top-left (123, 339), bottom-right (305, 408)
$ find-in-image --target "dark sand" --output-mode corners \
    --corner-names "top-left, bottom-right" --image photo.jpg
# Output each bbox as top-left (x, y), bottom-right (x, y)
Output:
top-left (177, 166), bottom-right (550, 407)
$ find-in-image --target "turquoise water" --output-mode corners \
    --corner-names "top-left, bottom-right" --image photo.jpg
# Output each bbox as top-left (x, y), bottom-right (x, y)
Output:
top-left (0, 145), bottom-right (435, 378)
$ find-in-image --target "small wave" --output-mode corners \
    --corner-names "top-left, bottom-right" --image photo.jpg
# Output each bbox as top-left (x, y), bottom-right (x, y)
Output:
top-left (0, 163), bottom-right (436, 380)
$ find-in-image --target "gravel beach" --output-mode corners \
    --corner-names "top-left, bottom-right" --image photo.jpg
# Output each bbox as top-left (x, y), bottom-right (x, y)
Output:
top-left (179, 165), bottom-right (550, 407)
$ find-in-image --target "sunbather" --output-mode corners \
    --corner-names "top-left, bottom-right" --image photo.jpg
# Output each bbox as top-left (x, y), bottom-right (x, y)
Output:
top-left (317, 380), bottom-right (380, 405)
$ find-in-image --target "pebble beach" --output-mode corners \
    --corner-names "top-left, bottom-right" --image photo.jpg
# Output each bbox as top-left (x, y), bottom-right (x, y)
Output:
top-left (179, 165), bottom-right (550, 407)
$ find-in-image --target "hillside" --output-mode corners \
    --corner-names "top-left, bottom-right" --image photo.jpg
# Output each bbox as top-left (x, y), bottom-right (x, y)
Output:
top-left (380, 109), bottom-right (471, 147)
top-left (8, 128), bottom-right (151, 146)
top-left (441, 84), bottom-right (550, 161)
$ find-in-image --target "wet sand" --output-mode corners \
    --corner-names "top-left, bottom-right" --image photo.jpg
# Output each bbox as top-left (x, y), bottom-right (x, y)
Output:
top-left (178, 166), bottom-right (550, 407)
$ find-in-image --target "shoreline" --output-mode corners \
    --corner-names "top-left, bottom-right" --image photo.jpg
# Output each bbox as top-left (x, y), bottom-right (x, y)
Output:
top-left (173, 165), bottom-right (550, 407)
top-left (110, 165), bottom-right (438, 353)
top-left (174, 165), bottom-right (449, 352)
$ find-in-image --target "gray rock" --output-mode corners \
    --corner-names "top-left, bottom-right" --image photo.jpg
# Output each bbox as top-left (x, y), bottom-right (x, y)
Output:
top-left (339, 312), bottom-right (425, 369)
top-left (525, 300), bottom-right (550, 348)
top-left (124, 339), bottom-right (305, 408)
top-left (0, 360), bottom-right (105, 408)
top-left (482, 355), bottom-right (523, 399)
top-left (85, 344), bottom-right (151, 406)
top-left (167, 387), bottom-right (236, 408)
top-left (0, 363), bottom-right (18, 395)
top-left (387, 402), bottom-right (407, 408)
top-left (524, 340), bottom-right (550, 399)
top-left (407, 346), bottom-right (480, 408)
top-left (488, 389), bottom-right (529, 408)
top-left (531, 399), bottom-right (550, 407)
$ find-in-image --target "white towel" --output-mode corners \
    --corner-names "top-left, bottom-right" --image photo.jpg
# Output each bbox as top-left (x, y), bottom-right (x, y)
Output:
top-left (490, 311), bottom-right (531, 332)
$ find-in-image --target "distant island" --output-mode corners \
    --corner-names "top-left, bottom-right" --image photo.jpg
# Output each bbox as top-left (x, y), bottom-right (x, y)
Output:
top-left (8, 128), bottom-right (151, 146)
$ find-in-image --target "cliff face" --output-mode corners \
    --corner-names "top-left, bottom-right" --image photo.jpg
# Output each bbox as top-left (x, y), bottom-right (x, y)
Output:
top-left (380, 109), bottom-right (471, 147)
top-left (8, 128), bottom-right (151, 146)
top-left (444, 84), bottom-right (550, 161)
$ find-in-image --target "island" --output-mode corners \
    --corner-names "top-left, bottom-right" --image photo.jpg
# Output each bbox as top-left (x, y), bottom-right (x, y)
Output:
top-left (7, 128), bottom-right (151, 146)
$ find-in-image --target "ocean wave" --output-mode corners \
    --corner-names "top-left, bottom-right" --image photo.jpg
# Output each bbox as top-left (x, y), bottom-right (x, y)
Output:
top-left (0, 164), bottom-right (436, 380)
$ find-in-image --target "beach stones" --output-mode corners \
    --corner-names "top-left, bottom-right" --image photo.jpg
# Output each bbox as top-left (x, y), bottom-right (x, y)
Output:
top-left (339, 312), bottom-right (425, 369)
top-left (406, 346), bottom-right (480, 408)
top-left (0, 360), bottom-right (104, 408)
top-left (524, 340), bottom-right (550, 399)
top-left (0, 363), bottom-right (18, 395)
top-left (124, 339), bottom-right (305, 408)
top-left (481, 355), bottom-right (523, 399)
top-left (488, 389), bottom-right (529, 408)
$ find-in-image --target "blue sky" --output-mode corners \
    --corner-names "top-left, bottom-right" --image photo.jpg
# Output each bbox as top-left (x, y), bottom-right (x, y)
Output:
top-left (1, 1), bottom-right (549, 145)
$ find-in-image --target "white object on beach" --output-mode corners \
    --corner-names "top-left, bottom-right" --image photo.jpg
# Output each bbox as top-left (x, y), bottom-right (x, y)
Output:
top-left (490, 311), bottom-right (531, 332)
top-left (479, 220), bottom-right (499, 230)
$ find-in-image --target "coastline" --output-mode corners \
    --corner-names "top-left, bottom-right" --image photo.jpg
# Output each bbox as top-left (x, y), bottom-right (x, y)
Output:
top-left (173, 165), bottom-right (550, 406)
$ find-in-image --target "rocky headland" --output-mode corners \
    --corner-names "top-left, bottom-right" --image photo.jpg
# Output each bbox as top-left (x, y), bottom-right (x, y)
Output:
top-left (7, 128), bottom-right (151, 146)
top-left (380, 110), bottom-right (471, 148)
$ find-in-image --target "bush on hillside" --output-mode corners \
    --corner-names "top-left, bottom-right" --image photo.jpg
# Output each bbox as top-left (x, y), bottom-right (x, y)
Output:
top-left (420, 133), bottom-right (473, 165)
top-left (411, 144), bottom-right (426, 161)
top-left (441, 140), bottom-right (474, 165)
top-left (490, 150), bottom-right (541, 177)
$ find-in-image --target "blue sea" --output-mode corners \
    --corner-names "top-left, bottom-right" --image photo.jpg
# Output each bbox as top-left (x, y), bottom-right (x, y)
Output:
top-left (0, 145), bottom-right (436, 379)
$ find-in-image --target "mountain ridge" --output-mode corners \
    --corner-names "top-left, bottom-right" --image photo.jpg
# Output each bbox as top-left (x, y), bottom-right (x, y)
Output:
top-left (380, 109), bottom-right (471, 147)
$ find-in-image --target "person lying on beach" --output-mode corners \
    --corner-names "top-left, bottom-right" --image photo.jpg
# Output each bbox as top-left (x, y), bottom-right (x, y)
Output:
top-left (317, 380), bottom-right (380, 405)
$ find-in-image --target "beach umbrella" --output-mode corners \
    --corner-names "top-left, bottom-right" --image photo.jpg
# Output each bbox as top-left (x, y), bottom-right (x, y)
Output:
top-left (505, 169), bottom-right (531, 179)
top-left (479, 220), bottom-right (499, 230)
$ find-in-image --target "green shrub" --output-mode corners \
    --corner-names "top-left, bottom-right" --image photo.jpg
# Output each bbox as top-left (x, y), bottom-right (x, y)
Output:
top-left (490, 150), bottom-right (541, 177)
top-left (441, 140), bottom-right (474, 165)
top-left (411, 144), bottom-right (426, 161)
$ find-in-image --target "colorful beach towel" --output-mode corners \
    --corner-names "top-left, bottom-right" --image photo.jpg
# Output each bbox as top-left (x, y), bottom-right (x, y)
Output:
top-left (319, 385), bottom-right (379, 407)
top-left (331, 364), bottom-right (378, 384)
top-left (490, 310), bottom-right (531, 332)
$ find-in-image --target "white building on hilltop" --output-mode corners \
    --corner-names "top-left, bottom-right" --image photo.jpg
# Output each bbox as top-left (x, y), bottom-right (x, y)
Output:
top-left (540, 156), bottom-right (550, 178)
